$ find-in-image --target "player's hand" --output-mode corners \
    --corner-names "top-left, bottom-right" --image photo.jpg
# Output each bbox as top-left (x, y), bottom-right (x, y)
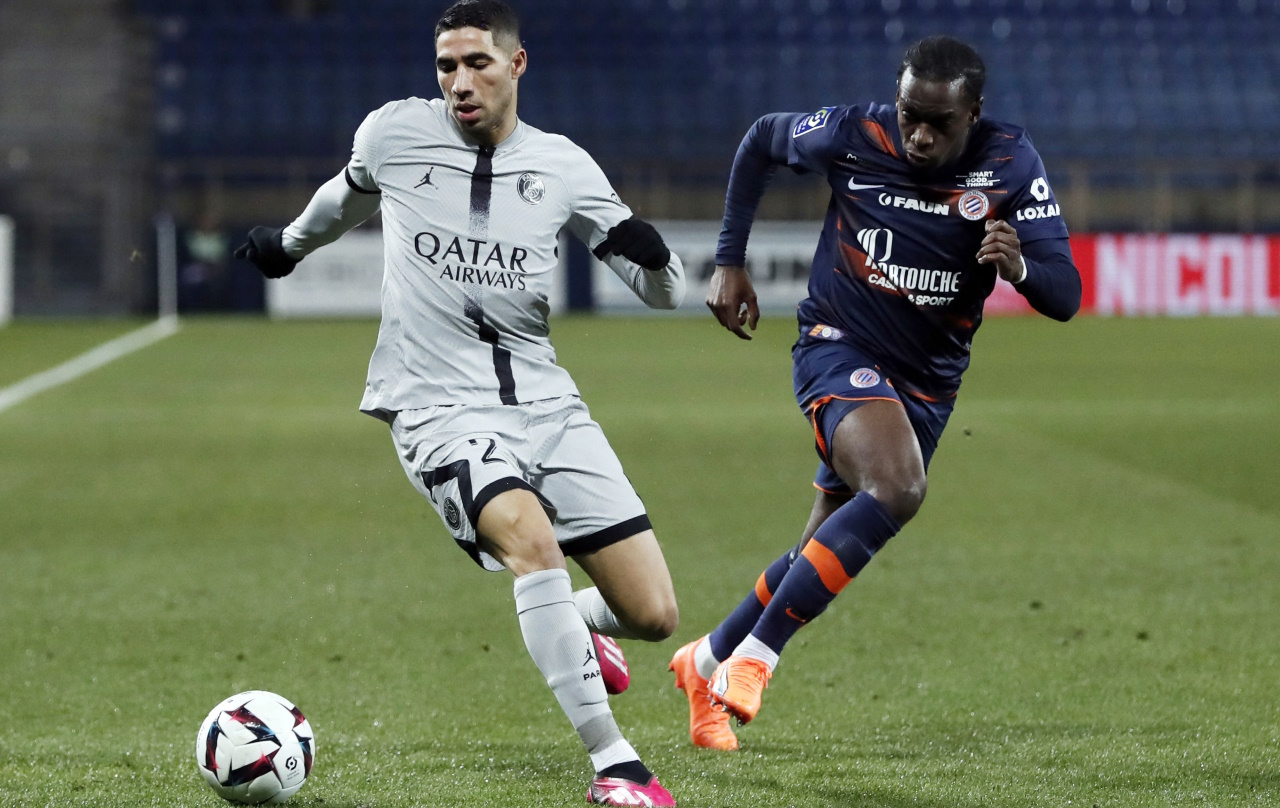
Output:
top-left (976, 219), bottom-right (1025, 283)
top-left (706, 265), bottom-right (760, 340)
top-left (234, 226), bottom-right (299, 279)
top-left (593, 217), bottom-right (671, 271)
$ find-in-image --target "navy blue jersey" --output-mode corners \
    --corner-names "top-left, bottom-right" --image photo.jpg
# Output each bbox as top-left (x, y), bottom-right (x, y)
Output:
top-left (719, 103), bottom-right (1074, 399)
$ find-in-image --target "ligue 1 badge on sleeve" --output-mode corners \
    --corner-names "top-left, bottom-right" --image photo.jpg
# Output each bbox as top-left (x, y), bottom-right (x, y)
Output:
top-left (517, 172), bottom-right (545, 205)
top-left (793, 107), bottom-right (835, 138)
top-left (958, 189), bottom-right (990, 221)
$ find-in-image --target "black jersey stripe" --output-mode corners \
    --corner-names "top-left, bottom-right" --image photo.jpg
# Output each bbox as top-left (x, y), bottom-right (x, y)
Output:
top-left (465, 301), bottom-right (518, 405)
top-left (464, 146), bottom-right (514, 404)
top-left (468, 145), bottom-right (496, 237)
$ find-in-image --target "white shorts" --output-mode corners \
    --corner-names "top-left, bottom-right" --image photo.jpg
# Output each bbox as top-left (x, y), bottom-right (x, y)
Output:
top-left (390, 395), bottom-right (650, 571)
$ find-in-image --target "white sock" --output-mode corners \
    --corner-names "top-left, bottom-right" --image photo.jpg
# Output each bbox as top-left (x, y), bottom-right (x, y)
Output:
top-left (513, 569), bottom-right (637, 762)
top-left (573, 586), bottom-right (640, 639)
top-left (693, 635), bottom-right (720, 680)
top-left (733, 633), bottom-right (781, 672)
top-left (589, 738), bottom-right (641, 773)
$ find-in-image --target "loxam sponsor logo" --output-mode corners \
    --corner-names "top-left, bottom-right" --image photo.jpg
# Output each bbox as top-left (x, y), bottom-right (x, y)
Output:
top-left (1016, 203), bottom-right (1061, 221)
top-left (878, 192), bottom-right (949, 216)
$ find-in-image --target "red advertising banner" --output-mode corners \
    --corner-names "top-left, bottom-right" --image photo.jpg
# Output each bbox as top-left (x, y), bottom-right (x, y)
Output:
top-left (987, 234), bottom-right (1280, 316)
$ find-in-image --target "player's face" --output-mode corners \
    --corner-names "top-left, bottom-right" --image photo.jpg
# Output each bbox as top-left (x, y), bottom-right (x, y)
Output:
top-left (436, 27), bottom-right (527, 146)
top-left (895, 68), bottom-right (982, 175)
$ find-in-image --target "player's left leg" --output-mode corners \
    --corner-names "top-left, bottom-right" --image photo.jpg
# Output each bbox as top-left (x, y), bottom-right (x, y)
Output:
top-left (710, 400), bottom-right (921, 724)
top-left (703, 487), bottom-right (849, 668)
top-left (573, 530), bottom-right (678, 642)
top-left (668, 487), bottom-right (848, 749)
top-left (572, 530), bottom-right (677, 697)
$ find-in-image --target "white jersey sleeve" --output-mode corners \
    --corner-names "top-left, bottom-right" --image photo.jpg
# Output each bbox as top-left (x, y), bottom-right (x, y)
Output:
top-left (280, 172), bottom-right (380, 258)
top-left (559, 148), bottom-right (685, 310)
top-left (278, 104), bottom-right (391, 257)
top-left (347, 103), bottom-right (392, 193)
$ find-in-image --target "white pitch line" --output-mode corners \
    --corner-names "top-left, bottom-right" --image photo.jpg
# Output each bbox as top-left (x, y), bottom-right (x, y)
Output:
top-left (0, 316), bottom-right (181, 415)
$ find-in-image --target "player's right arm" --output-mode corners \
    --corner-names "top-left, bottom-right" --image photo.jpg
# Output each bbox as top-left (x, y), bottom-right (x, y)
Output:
top-left (235, 106), bottom-right (389, 278)
top-left (709, 109), bottom-right (842, 339)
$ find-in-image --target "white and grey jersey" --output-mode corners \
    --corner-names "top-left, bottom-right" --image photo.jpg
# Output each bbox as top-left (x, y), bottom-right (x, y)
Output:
top-left (287, 97), bottom-right (685, 419)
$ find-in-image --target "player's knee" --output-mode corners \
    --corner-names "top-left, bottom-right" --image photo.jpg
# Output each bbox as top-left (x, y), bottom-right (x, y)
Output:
top-left (867, 473), bottom-right (927, 525)
top-left (479, 509), bottom-right (563, 575)
top-left (628, 592), bottom-right (679, 642)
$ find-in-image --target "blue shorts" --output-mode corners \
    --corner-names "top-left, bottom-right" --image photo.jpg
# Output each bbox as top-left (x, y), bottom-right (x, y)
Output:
top-left (792, 328), bottom-right (955, 497)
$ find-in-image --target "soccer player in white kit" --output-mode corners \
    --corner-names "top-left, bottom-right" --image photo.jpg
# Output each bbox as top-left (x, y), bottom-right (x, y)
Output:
top-left (234, 2), bottom-right (683, 804)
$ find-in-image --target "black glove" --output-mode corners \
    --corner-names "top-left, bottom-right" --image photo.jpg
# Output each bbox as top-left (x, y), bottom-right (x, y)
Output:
top-left (233, 226), bottom-right (299, 279)
top-left (592, 216), bottom-right (671, 271)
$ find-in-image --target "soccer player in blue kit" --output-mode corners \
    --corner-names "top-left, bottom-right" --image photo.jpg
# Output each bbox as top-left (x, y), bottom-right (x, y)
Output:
top-left (668, 36), bottom-right (1082, 750)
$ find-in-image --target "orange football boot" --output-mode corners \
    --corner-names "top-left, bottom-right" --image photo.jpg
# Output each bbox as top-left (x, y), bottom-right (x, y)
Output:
top-left (668, 637), bottom-right (738, 750)
top-left (708, 655), bottom-right (772, 725)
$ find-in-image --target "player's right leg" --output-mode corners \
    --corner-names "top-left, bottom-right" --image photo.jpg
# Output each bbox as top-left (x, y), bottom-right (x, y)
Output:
top-left (709, 339), bottom-right (951, 725)
top-left (472, 490), bottom-right (672, 807)
top-left (390, 407), bottom-right (673, 806)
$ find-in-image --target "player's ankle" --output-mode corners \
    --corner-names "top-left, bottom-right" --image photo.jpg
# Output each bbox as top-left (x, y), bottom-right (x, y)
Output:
top-left (597, 759), bottom-right (652, 784)
top-left (693, 635), bottom-right (720, 680)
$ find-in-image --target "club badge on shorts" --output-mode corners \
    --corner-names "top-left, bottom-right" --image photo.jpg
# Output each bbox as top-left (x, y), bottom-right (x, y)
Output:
top-left (850, 368), bottom-right (880, 388)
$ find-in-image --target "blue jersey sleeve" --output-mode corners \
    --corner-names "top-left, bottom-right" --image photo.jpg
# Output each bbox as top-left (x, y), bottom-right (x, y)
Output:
top-left (1016, 237), bottom-right (1081, 322)
top-left (1003, 137), bottom-right (1069, 244)
top-left (716, 107), bottom-right (850, 266)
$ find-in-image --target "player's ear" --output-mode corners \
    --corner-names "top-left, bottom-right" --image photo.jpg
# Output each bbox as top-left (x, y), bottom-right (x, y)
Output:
top-left (509, 47), bottom-right (527, 80)
top-left (969, 96), bottom-right (983, 124)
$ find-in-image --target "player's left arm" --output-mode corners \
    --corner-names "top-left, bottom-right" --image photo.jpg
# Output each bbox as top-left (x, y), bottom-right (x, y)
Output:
top-left (561, 147), bottom-right (685, 310)
top-left (979, 140), bottom-right (1081, 321)
top-left (976, 225), bottom-right (1081, 321)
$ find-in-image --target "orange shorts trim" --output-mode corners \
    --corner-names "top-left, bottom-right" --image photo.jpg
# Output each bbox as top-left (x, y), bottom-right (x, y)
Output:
top-left (812, 482), bottom-right (846, 495)
top-left (807, 394), bottom-right (903, 464)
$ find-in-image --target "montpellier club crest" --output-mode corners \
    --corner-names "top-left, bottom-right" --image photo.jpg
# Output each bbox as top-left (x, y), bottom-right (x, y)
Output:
top-left (850, 368), bottom-right (881, 389)
top-left (517, 172), bottom-right (544, 205)
top-left (957, 190), bottom-right (990, 221)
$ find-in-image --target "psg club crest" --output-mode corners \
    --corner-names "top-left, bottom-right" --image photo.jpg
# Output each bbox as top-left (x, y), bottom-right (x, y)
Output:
top-left (517, 172), bottom-right (545, 205)
top-left (443, 498), bottom-right (463, 531)
top-left (849, 368), bottom-right (881, 389)
top-left (958, 190), bottom-right (990, 221)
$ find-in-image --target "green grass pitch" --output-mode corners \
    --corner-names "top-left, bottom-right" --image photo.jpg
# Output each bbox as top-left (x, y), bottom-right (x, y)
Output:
top-left (1, 314), bottom-right (1278, 807)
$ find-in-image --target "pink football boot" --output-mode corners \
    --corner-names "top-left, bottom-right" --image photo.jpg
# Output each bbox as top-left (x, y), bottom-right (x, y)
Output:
top-left (588, 774), bottom-right (676, 807)
top-left (592, 634), bottom-right (630, 696)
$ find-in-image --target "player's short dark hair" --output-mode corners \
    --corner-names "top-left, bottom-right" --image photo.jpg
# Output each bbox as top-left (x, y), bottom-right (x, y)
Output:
top-left (435, 0), bottom-right (521, 52)
top-left (898, 36), bottom-right (986, 103)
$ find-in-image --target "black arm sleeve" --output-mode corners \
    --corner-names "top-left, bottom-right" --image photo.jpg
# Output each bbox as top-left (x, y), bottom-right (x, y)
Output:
top-left (1016, 237), bottom-right (1082, 322)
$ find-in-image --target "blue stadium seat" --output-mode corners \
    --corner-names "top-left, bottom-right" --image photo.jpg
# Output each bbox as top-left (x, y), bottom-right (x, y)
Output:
top-left (135, 1), bottom-right (1280, 166)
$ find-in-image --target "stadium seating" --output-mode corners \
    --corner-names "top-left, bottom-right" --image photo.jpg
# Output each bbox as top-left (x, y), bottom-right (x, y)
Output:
top-left (133, 0), bottom-right (1280, 166)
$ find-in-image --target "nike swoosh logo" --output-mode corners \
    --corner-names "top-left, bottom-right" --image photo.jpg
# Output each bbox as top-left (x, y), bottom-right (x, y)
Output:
top-left (847, 179), bottom-right (885, 191)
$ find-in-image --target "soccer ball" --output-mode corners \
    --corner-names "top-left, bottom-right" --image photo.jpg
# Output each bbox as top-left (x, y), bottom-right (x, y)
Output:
top-left (195, 690), bottom-right (315, 804)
